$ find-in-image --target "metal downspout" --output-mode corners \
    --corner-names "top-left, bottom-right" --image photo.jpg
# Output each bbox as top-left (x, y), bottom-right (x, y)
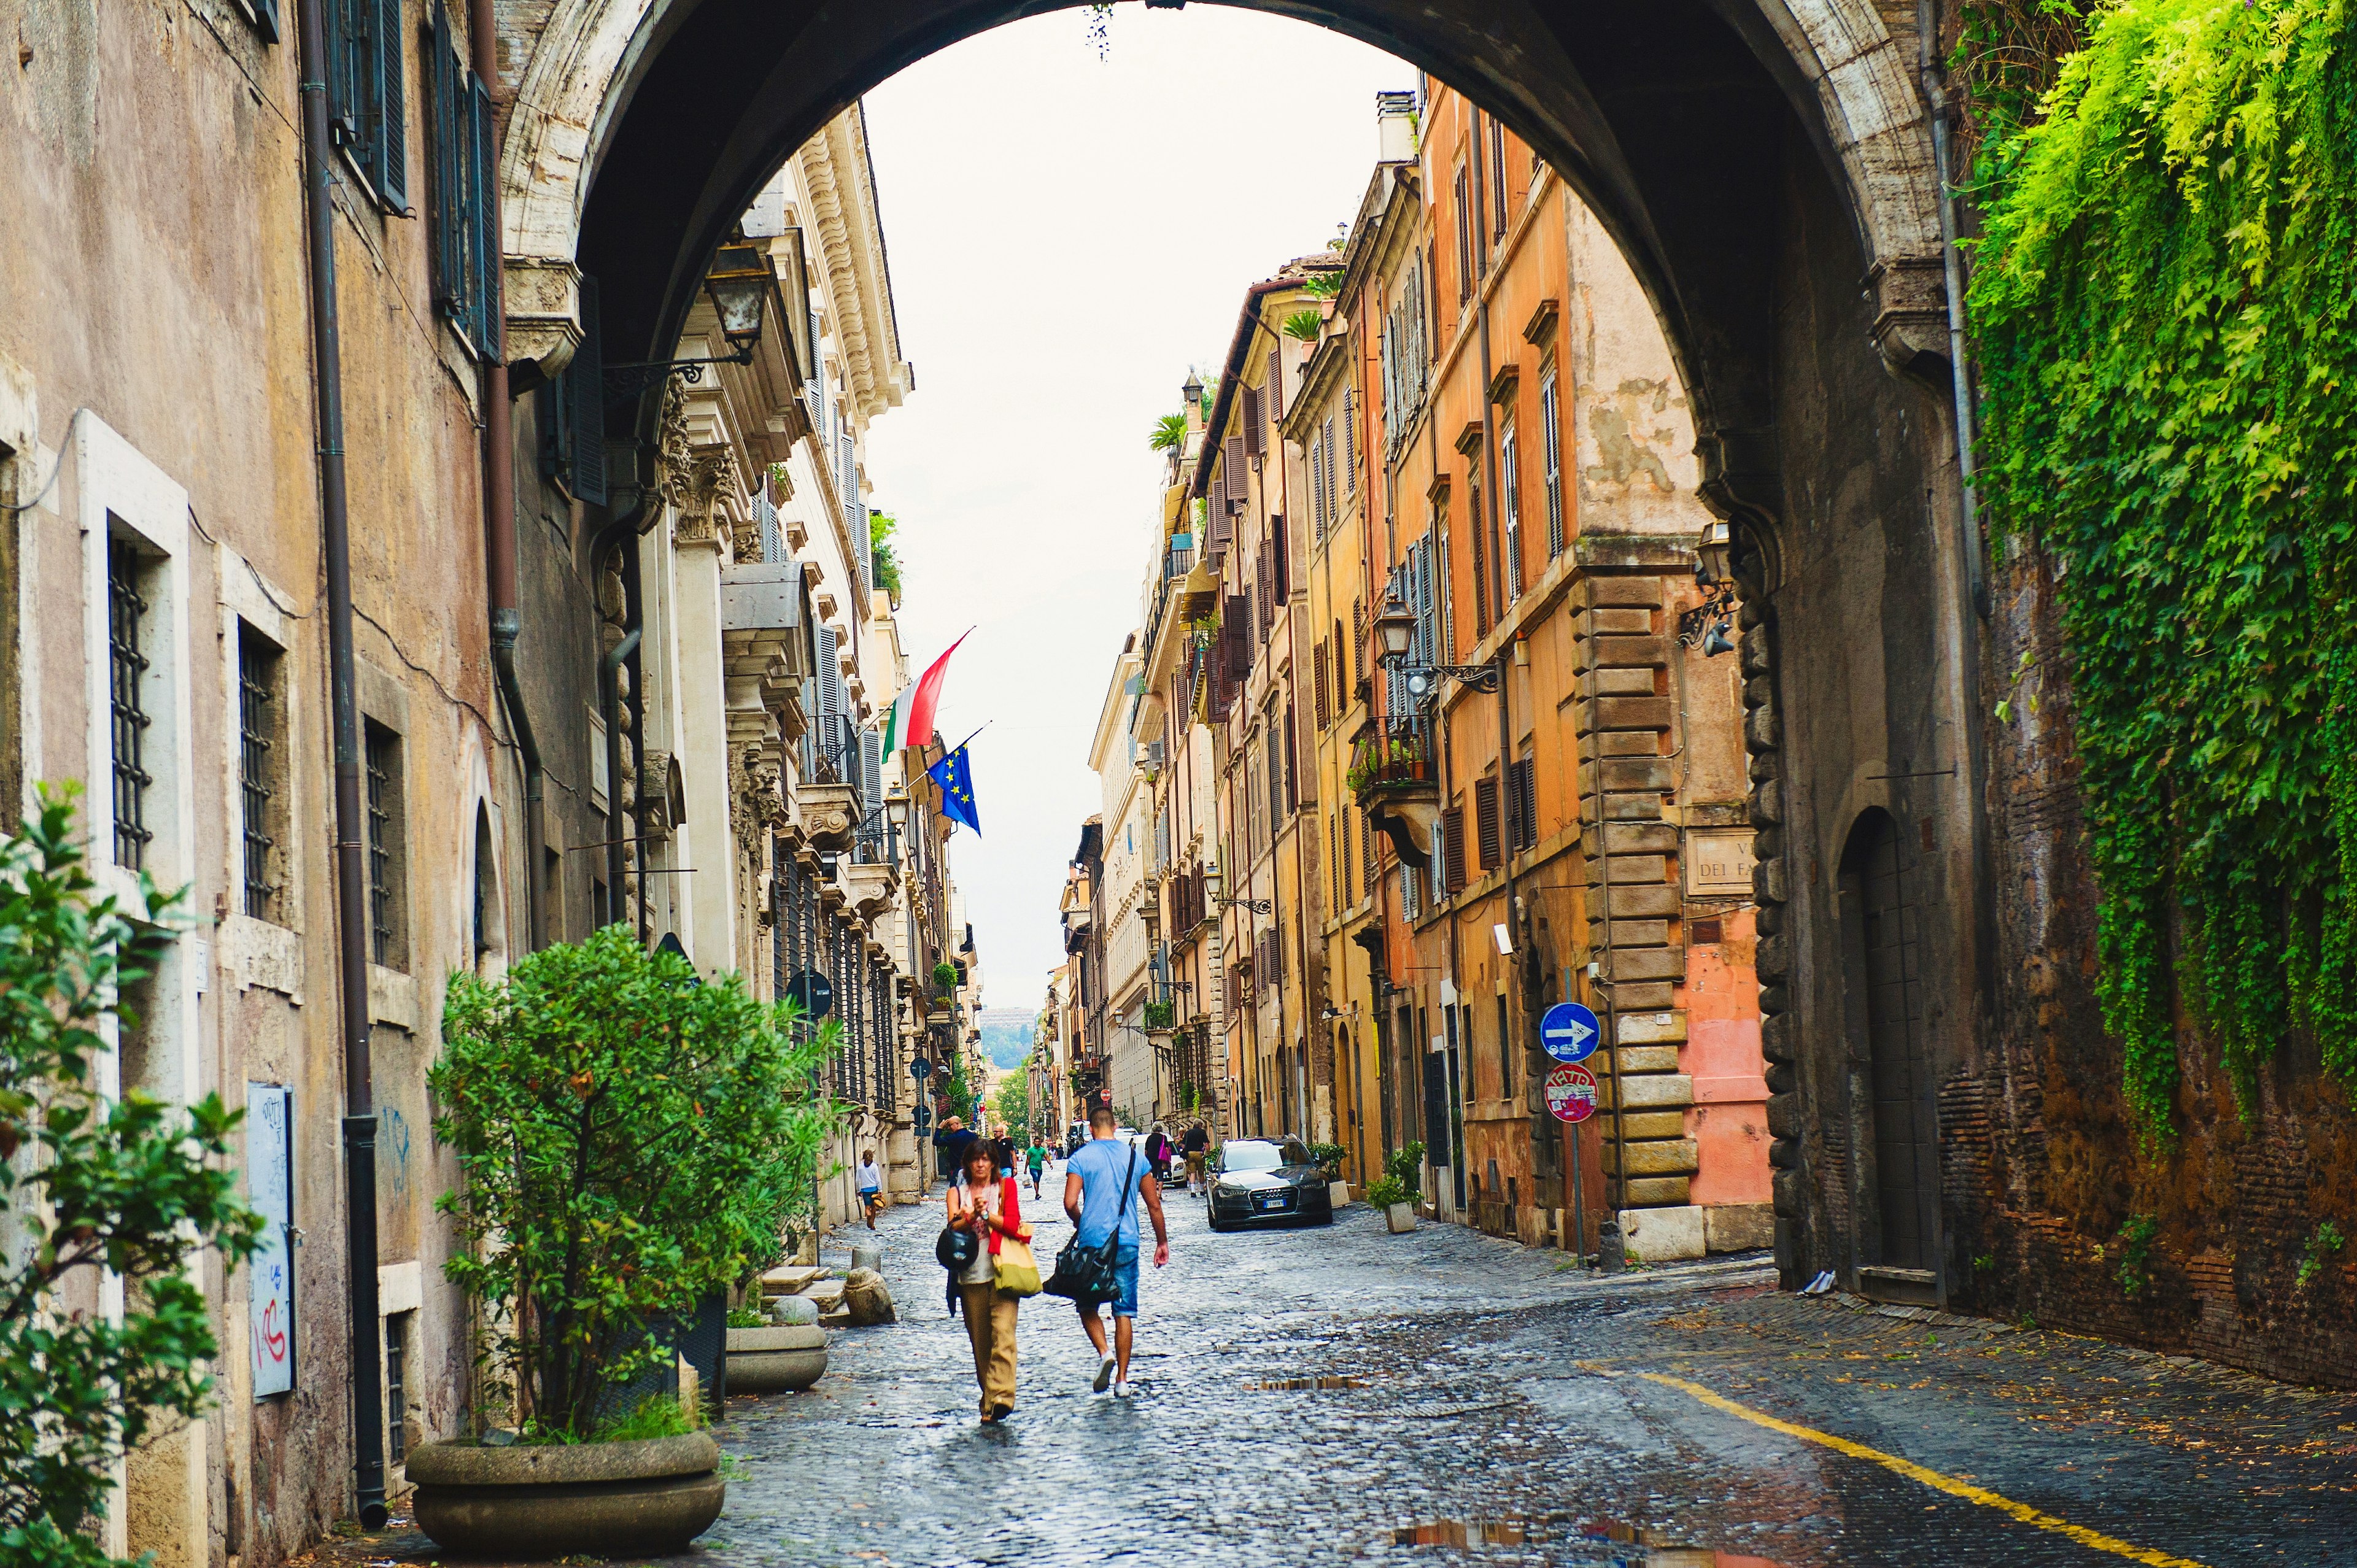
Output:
top-left (293, 0), bottom-right (384, 1525)
top-left (471, 0), bottom-right (542, 954)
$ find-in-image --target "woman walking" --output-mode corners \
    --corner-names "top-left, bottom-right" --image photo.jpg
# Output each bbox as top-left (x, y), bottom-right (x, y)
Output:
top-left (947, 1142), bottom-right (1031, 1423)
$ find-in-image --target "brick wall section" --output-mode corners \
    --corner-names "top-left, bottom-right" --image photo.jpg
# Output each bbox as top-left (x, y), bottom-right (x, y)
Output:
top-left (1954, 546), bottom-right (2357, 1387)
top-left (1573, 573), bottom-right (1696, 1207)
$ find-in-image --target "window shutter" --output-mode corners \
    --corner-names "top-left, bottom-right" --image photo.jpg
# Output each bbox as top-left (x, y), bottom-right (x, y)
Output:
top-left (328, 0), bottom-right (364, 150)
top-left (1270, 515), bottom-right (1287, 598)
top-left (429, 4), bottom-right (465, 320)
top-left (1225, 436), bottom-right (1247, 498)
top-left (1314, 639), bottom-right (1330, 730)
top-left (1267, 348), bottom-right (1283, 423)
top-left (1468, 481), bottom-right (1488, 635)
top-left (1352, 598), bottom-right (1364, 684)
top-left (470, 77), bottom-right (501, 358)
top-left (1285, 700), bottom-right (1300, 808)
top-left (1307, 435), bottom-right (1323, 538)
top-left (861, 727), bottom-right (883, 818)
top-left (1242, 387), bottom-right (1263, 458)
top-left (1441, 806), bottom-right (1465, 894)
top-left (1475, 776), bottom-right (1501, 870)
top-left (570, 273), bottom-right (605, 503)
top-left (1210, 473), bottom-right (1229, 537)
top-left (1512, 756), bottom-right (1536, 851)
top-left (374, 0), bottom-right (408, 209)
top-left (1342, 392), bottom-right (1357, 487)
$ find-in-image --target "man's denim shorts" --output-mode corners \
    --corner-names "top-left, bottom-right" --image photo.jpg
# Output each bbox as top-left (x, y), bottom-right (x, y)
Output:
top-left (1110, 1244), bottom-right (1140, 1318)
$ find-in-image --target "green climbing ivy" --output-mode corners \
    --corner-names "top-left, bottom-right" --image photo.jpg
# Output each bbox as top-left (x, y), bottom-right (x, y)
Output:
top-left (1971, 0), bottom-right (2357, 1139)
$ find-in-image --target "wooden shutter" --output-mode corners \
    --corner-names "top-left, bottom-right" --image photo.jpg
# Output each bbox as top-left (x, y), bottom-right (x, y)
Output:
top-left (1453, 166), bottom-right (1473, 302)
top-left (430, 4), bottom-right (462, 314)
top-left (1225, 436), bottom-right (1247, 498)
top-left (1512, 756), bottom-right (1536, 850)
top-left (469, 77), bottom-right (501, 357)
top-left (1270, 515), bottom-right (1287, 598)
top-left (569, 274), bottom-right (606, 503)
top-left (1267, 348), bottom-right (1283, 423)
top-left (1242, 387), bottom-right (1263, 458)
top-left (1475, 776), bottom-right (1501, 870)
top-left (1352, 598), bottom-right (1364, 684)
top-left (374, 0), bottom-right (408, 209)
top-left (1342, 391), bottom-right (1358, 487)
top-left (1468, 481), bottom-right (1488, 635)
top-left (1441, 806), bottom-right (1465, 894)
top-left (1314, 640), bottom-right (1330, 730)
top-left (1285, 700), bottom-right (1301, 808)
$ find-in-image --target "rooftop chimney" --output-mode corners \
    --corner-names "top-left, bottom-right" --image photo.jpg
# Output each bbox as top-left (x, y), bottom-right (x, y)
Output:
top-left (1376, 90), bottom-right (1418, 163)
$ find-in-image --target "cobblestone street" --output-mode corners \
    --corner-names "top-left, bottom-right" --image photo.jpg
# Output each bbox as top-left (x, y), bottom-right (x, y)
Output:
top-left (319, 1170), bottom-right (2357, 1568)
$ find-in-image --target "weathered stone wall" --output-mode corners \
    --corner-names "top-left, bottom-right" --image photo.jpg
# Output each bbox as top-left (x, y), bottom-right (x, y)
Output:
top-left (1948, 547), bottom-right (2357, 1388)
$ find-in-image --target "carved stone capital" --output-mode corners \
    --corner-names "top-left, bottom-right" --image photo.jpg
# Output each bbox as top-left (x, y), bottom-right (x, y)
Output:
top-left (503, 257), bottom-right (583, 377)
top-left (1867, 255), bottom-right (1952, 384)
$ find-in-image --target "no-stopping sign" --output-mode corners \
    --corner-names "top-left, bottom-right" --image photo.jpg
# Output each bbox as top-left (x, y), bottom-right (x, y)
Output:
top-left (1544, 1062), bottom-right (1600, 1124)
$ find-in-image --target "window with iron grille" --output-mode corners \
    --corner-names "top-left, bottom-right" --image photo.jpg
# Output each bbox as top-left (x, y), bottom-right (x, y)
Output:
top-left (238, 624), bottom-right (285, 920)
top-left (364, 720), bottom-right (408, 970)
top-left (385, 1310), bottom-right (413, 1464)
top-left (106, 540), bottom-right (154, 871)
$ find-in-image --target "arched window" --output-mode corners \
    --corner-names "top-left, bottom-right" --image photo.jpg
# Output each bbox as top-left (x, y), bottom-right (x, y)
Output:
top-left (471, 803), bottom-right (506, 974)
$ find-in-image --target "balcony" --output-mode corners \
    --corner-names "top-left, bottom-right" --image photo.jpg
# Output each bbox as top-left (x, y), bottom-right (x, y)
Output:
top-left (1142, 998), bottom-right (1177, 1033)
top-left (1350, 716), bottom-right (1438, 868)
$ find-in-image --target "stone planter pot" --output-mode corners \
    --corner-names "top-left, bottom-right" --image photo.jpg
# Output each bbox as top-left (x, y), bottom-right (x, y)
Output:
top-left (726, 1323), bottom-right (827, 1393)
top-left (1386, 1202), bottom-right (1418, 1234)
top-left (1329, 1181), bottom-right (1353, 1209)
top-left (409, 1432), bottom-right (722, 1558)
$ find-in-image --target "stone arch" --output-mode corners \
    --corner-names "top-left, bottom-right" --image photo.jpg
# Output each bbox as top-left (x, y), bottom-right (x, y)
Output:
top-left (493, 0), bottom-right (1949, 434)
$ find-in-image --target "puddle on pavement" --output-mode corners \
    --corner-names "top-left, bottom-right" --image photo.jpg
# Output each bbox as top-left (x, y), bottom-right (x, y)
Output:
top-left (1248, 1375), bottom-right (1371, 1391)
top-left (1387, 1515), bottom-right (1789, 1565)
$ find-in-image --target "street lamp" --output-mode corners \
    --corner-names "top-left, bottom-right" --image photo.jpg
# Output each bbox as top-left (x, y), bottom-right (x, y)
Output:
top-left (604, 244), bottom-right (776, 397)
top-left (1678, 519), bottom-right (1739, 656)
top-left (702, 244), bottom-right (772, 357)
top-left (884, 782), bottom-right (909, 836)
top-left (1374, 589), bottom-right (1500, 694)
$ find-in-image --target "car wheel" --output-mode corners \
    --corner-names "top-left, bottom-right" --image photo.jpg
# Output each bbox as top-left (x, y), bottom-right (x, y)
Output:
top-left (1206, 1207), bottom-right (1226, 1233)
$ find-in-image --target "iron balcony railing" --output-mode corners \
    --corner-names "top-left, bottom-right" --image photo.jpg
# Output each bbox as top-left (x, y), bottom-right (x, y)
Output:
top-left (1347, 714), bottom-right (1435, 800)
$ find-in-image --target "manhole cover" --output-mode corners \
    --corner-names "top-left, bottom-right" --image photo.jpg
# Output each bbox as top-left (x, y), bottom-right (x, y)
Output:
top-left (1245, 1375), bottom-right (1370, 1391)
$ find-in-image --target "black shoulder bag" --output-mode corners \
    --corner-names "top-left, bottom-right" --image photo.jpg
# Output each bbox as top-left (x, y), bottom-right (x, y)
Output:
top-left (1045, 1146), bottom-right (1137, 1305)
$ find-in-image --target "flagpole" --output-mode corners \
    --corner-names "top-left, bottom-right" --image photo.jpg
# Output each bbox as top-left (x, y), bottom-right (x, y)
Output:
top-left (940, 720), bottom-right (991, 755)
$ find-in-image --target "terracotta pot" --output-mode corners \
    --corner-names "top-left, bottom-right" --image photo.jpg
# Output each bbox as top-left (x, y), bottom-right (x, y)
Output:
top-left (726, 1323), bottom-right (827, 1393)
top-left (408, 1431), bottom-right (722, 1558)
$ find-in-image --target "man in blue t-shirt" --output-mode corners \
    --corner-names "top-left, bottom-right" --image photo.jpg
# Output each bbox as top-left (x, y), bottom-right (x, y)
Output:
top-left (1062, 1105), bottom-right (1170, 1397)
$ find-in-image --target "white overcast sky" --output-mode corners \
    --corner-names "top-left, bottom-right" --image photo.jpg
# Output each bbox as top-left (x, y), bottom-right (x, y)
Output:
top-left (862, 9), bottom-right (1414, 1013)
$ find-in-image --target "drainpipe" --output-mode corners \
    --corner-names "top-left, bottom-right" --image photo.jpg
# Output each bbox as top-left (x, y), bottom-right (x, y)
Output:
top-left (472, 0), bottom-right (543, 954)
top-left (1917, 0), bottom-right (1986, 620)
top-left (294, 0), bottom-right (385, 1527)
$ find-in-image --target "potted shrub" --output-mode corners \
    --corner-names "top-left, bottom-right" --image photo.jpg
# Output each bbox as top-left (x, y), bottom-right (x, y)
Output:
top-left (1368, 1175), bottom-right (1417, 1232)
top-left (1307, 1142), bottom-right (1351, 1207)
top-left (412, 927), bottom-right (840, 1558)
top-left (1379, 1142), bottom-right (1426, 1231)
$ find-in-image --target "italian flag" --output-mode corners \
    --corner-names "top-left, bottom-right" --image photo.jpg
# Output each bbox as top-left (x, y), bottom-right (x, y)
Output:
top-left (882, 630), bottom-right (969, 755)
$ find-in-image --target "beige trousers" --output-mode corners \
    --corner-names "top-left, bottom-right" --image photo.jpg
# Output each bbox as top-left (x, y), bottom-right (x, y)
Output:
top-left (960, 1283), bottom-right (1020, 1414)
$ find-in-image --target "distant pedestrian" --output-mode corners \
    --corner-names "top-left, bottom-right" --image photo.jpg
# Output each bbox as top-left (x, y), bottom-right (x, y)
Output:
top-left (947, 1143), bottom-right (1031, 1423)
top-left (1182, 1122), bottom-right (1209, 1192)
top-left (1145, 1124), bottom-right (1172, 1186)
top-left (1026, 1140), bottom-right (1048, 1199)
top-left (994, 1135), bottom-right (1019, 1179)
top-left (933, 1117), bottom-right (977, 1186)
top-left (856, 1149), bottom-right (884, 1229)
top-left (1062, 1105), bottom-right (1169, 1397)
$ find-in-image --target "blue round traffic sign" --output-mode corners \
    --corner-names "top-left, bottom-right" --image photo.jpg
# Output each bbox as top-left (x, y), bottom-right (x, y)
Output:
top-left (1540, 1001), bottom-right (1601, 1063)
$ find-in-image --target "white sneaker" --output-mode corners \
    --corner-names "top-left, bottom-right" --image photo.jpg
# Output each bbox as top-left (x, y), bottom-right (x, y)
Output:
top-left (1803, 1269), bottom-right (1836, 1296)
top-left (1092, 1352), bottom-right (1116, 1393)
top-left (1113, 1379), bottom-right (1132, 1398)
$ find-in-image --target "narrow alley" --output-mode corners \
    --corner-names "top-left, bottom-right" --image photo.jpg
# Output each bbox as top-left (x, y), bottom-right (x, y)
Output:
top-left (320, 1176), bottom-right (2351, 1567)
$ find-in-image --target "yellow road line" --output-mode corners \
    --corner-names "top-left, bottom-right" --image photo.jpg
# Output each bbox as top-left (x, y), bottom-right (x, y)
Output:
top-left (1634, 1371), bottom-right (2213, 1568)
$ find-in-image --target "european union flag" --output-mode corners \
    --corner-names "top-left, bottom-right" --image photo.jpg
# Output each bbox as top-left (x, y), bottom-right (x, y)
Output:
top-left (928, 744), bottom-right (981, 834)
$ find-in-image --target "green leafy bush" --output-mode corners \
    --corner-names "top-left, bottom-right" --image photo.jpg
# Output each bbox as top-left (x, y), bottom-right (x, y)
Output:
top-left (2115, 1214), bottom-right (2162, 1298)
top-left (432, 926), bottom-right (840, 1439)
top-left (1386, 1141), bottom-right (1426, 1197)
top-left (1282, 309), bottom-right (1323, 342)
top-left (0, 789), bottom-right (263, 1564)
top-left (1306, 1142), bottom-right (1349, 1180)
top-left (2298, 1219), bottom-right (2347, 1288)
top-left (1366, 1175), bottom-right (1411, 1208)
top-left (1973, 0), bottom-right (2357, 1135)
